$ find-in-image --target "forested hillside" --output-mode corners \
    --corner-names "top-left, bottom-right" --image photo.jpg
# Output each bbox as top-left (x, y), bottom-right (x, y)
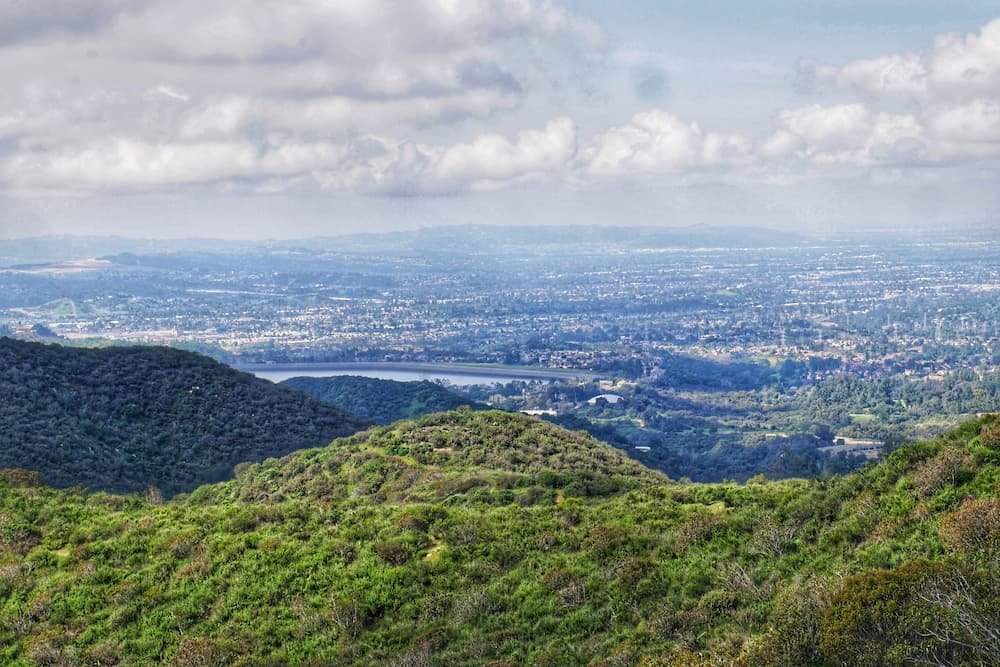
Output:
top-left (0, 338), bottom-right (370, 495)
top-left (281, 375), bottom-right (487, 425)
top-left (1, 409), bottom-right (997, 665)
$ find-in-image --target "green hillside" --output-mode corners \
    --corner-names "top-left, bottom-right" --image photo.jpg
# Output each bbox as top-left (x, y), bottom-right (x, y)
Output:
top-left (280, 375), bottom-right (488, 425)
top-left (0, 338), bottom-right (371, 495)
top-left (0, 410), bottom-right (998, 665)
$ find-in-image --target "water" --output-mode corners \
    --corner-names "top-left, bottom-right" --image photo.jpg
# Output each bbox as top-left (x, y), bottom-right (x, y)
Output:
top-left (236, 362), bottom-right (593, 386)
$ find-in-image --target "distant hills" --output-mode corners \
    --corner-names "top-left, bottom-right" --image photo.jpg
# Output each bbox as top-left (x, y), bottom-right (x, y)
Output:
top-left (316, 223), bottom-right (814, 256)
top-left (280, 375), bottom-right (488, 425)
top-left (0, 235), bottom-right (258, 266)
top-left (0, 409), bottom-right (997, 664)
top-left (0, 224), bottom-right (811, 267)
top-left (0, 338), bottom-right (370, 495)
top-left (6, 224), bottom-right (1000, 270)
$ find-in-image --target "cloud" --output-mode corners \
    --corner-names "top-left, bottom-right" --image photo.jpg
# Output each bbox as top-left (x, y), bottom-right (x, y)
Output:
top-left (313, 117), bottom-right (579, 196)
top-left (4, 138), bottom-right (262, 188)
top-left (761, 104), bottom-right (927, 166)
top-left (0, 0), bottom-right (602, 140)
top-left (2, 3), bottom-right (997, 203)
top-left (0, 0), bottom-right (605, 196)
top-left (111, 0), bottom-right (603, 65)
top-left (410, 116), bottom-right (578, 193)
top-left (823, 54), bottom-right (928, 98)
top-left (0, 0), bottom-right (141, 46)
top-left (582, 110), bottom-right (751, 175)
top-left (929, 18), bottom-right (1000, 97)
top-left (779, 18), bottom-right (1000, 169)
top-left (812, 18), bottom-right (1000, 100)
top-left (2, 118), bottom-right (578, 195)
top-left (630, 64), bottom-right (671, 103)
top-left (778, 104), bottom-right (873, 151)
top-left (927, 99), bottom-right (1000, 144)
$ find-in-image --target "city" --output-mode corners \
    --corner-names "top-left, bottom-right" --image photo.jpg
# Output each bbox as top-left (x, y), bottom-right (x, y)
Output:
top-left (4, 225), bottom-right (999, 481)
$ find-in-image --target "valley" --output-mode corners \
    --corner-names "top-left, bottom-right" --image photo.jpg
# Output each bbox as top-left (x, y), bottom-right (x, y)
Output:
top-left (4, 227), bottom-right (999, 483)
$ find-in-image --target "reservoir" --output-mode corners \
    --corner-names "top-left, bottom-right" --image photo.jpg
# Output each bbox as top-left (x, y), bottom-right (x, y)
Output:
top-left (236, 361), bottom-right (596, 386)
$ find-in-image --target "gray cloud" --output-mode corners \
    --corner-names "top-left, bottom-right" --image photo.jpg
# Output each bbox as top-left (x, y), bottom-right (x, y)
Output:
top-left (456, 59), bottom-right (523, 97)
top-left (0, 0), bottom-right (151, 46)
top-left (630, 64), bottom-right (671, 103)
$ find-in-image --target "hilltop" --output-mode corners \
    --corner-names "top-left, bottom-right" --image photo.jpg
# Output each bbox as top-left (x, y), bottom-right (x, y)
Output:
top-left (219, 409), bottom-right (667, 506)
top-left (0, 338), bottom-right (370, 495)
top-left (280, 375), bottom-right (488, 425)
top-left (0, 410), bottom-right (997, 665)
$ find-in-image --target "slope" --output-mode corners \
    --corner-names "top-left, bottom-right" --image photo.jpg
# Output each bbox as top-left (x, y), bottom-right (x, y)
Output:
top-left (0, 338), bottom-right (370, 495)
top-left (280, 375), bottom-right (488, 425)
top-left (0, 411), bottom-right (997, 666)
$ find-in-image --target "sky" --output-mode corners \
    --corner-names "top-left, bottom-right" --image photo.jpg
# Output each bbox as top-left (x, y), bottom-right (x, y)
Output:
top-left (1, 1), bottom-right (999, 239)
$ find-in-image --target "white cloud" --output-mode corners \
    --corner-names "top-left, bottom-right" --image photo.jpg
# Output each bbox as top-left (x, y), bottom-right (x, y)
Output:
top-left (781, 18), bottom-right (1000, 169)
top-left (425, 117), bottom-right (578, 190)
top-left (815, 18), bottom-right (1000, 101)
top-left (929, 18), bottom-right (1000, 97)
top-left (179, 97), bottom-right (252, 139)
top-left (927, 99), bottom-right (1000, 144)
top-left (778, 104), bottom-right (872, 151)
top-left (5, 139), bottom-right (259, 188)
top-left (826, 54), bottom-right (928, 98)
top-left (150, 85), bottom-right (190, 103)
top-left (280, 116), bottom-right (579, 196)
top-left (582, 110), bottom-right (751, 175)
top-left (763, 104), bottom-right (926, 166)
top-left (2, 118), bottom-right (577, 195)
top-left (757, 129), bottom-right (804, 160)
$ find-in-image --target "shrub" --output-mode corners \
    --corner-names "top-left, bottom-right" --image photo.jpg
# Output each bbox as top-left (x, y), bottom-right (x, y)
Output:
top-left (737, 576), bottom-right (835, 666)
top-left (167, 638), bottom-right (236, 667)
top-left (396, 512), bottom-right (428, 532)
top-left (583, 523), bottom-right (629, 560)
top-left (909, 445), bottom-right (974, 497)
top-left (374, 539), bottom-right (411, 566)
top-left (0, 468), bottom-right (41, 487)
top-left (980, 422), bottom-right (1000, 449)
top-left (673, 512), bottom-right (724, 552)
top-left (939, 497), bottom-right (1000, 564)
top-left (818, 561), bottom-right (1000, 666)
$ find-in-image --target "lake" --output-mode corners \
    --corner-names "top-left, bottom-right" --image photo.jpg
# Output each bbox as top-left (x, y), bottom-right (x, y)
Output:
top-left (235, 362), bottom-right (596, 386)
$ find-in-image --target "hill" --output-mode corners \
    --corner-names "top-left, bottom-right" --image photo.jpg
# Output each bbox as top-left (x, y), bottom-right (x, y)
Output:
top-left (0, 411), bottom-right (998, 665)
top-left (222, 409), bottom-right (667, 505)
top-left (279, 375), bottom-right (488, 425)
top-left (0, 338), bottom-right (370, 495)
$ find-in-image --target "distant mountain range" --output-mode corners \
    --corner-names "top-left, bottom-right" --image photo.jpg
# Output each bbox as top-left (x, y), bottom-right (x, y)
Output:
top-left (312, 223), bottom-right (814, 255)
top-left (0, 338), bottom-right (371, 495)
top-left (0, 224), bottom-right (811, 266)
top-left (7, 224), bottom-right (1000, 268)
